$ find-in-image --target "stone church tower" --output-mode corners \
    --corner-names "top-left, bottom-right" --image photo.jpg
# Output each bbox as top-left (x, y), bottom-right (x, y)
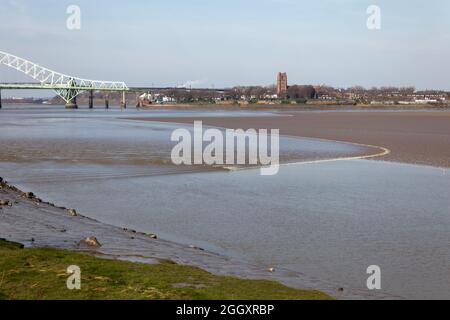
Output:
top-left (277, 72), bottom-right (288, 98)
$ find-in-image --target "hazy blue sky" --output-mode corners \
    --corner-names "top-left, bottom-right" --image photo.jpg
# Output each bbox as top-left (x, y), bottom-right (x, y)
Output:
top-left (1, 0), bottom-right (450, 90)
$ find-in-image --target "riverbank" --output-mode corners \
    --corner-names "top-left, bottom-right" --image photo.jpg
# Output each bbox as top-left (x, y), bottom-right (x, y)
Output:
top-left (0, 239), bottom-right (330, 300)
top-left (137, 103), bottom-right (450, 111)
top-left (134, 110), bottom-right (450, 168)
top-left (0, 177), bottom-right (333, 300)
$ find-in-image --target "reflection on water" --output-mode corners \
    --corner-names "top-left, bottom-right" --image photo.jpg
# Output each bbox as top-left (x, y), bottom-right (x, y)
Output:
top-left (1, 106), bottom-right (449, 299)
top-left (0, 106), bottom-right (370, 167)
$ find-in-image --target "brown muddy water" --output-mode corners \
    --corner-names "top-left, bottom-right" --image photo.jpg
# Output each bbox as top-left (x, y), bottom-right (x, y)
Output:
top-left (0, 105), bottom-right (449, 299)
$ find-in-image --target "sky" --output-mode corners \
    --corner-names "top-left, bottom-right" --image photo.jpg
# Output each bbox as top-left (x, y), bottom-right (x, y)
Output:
top-left (1, 0), bottom-right (450, 93)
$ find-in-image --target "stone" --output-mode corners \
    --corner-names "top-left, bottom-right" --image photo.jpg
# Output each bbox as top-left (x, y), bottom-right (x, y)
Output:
top-left (67, 209), bottom-right (78, 217)
top-left (148, 233), bottom-right (158, 239)
top-left (0, 200), bottom-right (12, 206)
top-left (24, 192), bottom-right (34, 199)
top-left (79, 236), bottom-right (101, 247)
top-left (268, 267), bottom-right (275, 273)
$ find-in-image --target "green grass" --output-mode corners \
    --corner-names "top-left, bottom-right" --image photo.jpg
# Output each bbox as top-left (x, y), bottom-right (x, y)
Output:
top-left (0, 239), bottom-right (331, 300)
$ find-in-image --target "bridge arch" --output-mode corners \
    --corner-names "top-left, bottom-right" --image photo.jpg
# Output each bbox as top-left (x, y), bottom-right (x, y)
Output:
top-left (0, 50), bottom-right (128, 106)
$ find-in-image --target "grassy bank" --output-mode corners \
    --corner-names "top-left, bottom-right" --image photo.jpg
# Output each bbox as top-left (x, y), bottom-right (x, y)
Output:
top-left (0, 240), bottom-right (331, 300)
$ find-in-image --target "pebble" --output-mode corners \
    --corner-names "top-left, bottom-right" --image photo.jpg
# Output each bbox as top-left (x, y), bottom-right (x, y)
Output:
top-left (79, 236), bottom-right (102, 247)
top-left (67, 209), bottom-right (78, 217)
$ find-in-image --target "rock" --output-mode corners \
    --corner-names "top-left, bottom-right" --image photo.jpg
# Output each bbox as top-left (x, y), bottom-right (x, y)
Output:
top-left (67, 209), bottom-right (78, 217)
top-left (79, 236), bottom-right (102, 247)
top-left (148, 233), bottom-right (158, 239)
top-left (268, 267), bottom-right (275, 273)
top-left (0, 200), bottom-right (12, 207)
top-left (24, 192), bottom-right (34, 199)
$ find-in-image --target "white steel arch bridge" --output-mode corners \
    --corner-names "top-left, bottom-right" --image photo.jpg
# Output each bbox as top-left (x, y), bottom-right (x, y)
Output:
top-left (0, 50), bottom-right (129, 108)
top-left (0, 50), bottom-right (226, 109)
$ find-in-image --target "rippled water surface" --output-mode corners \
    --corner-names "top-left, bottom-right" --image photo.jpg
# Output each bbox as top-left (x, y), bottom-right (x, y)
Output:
top-left (1, 106), bottom-right (449, 299)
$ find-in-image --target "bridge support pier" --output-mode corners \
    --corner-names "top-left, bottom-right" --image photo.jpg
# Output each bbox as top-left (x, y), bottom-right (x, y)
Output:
top-left (121, 91), bottom-right (127, 109)
top-left (135, 93), bottom-right (142, 108)
top-left (65, 96), bottom-right (78, 109)
top-left (0, 89), bottom-right (2, 109)
top-left (105, 94), bottom-right (109, 109)
top-left (89, 90), bottom-right (94, 109)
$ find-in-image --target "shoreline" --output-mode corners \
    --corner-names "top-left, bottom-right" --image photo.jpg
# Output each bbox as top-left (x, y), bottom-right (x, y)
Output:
top-left (4, 102), bottom-right (450, 111)
top-left (0, 175), bottom-right (396, 300)
top-left (136, 103), bottom-right (450, 111)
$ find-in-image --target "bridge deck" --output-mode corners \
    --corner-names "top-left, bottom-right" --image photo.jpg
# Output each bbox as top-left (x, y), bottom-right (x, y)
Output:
top-left (0, 83), bottom-right (226, 92)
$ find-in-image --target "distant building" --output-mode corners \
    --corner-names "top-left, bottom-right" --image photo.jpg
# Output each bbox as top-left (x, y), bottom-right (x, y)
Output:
top-left (277, 72), bottom-right (288, 98)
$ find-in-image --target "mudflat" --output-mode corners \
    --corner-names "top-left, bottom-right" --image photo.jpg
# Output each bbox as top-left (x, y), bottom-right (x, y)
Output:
top-left (137, 110), bottom-right (450, 168)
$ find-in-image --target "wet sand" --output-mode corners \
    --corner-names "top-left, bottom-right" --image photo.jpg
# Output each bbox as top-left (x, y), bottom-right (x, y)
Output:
top-left (135, 110), bottom-right (450, 168)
